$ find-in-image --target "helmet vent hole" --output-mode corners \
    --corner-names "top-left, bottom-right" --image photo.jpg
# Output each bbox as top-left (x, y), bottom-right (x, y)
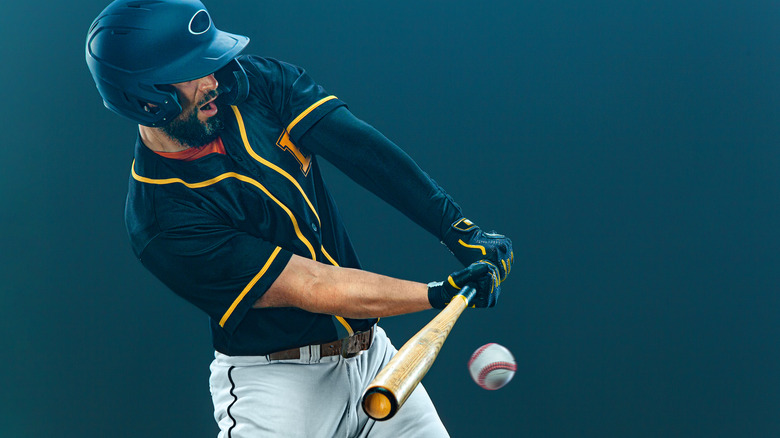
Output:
top-left (189, 10), bottom-right (211, 35)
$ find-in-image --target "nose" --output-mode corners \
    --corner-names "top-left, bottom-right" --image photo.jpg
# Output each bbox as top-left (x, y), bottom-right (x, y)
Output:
top-left (199, 74), bottom-right (219, 92)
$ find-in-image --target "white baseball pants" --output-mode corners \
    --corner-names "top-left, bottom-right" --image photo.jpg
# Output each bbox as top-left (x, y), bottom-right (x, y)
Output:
top-left (209, 326), bottom-right (449, 437)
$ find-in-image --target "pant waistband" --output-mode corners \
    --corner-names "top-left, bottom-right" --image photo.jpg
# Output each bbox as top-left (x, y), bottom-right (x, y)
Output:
top-left (267, 326), bottom-right (374, 361)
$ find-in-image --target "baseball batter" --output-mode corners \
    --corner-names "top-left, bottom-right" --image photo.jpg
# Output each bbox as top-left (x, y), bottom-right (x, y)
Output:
top-left (85, 1), bottom-right (513, 437)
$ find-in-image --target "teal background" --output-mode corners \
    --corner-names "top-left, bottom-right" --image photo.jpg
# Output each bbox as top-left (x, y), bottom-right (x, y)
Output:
top-left (1, 1), bottom-right (778, 436)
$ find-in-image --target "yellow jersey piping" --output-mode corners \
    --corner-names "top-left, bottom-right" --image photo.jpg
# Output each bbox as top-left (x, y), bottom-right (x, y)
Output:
top-left (321, 246), bottom-right (340, 267)
top-left (286, 95), bottom-right (338, 132)
top-left (130, 160), bottom-right (317, 259)
top-left (319, 245), bottom-right (354, 335)
top-left (231, 102), bottom-right (339, 228)
top-left (230, 101), bottom-right (356, 336)
top-left (219, 246), bottom-right (283, 327)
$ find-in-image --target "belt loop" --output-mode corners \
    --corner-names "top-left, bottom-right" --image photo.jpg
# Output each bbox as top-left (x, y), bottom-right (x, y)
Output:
top-left (299, 345), bottom-right (310, 363)
top-left (310, 343), bottom-right (321, 362)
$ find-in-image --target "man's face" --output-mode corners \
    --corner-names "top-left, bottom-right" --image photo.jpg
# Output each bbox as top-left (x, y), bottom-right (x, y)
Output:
top-left (160, 74), bottom-right (225, 149)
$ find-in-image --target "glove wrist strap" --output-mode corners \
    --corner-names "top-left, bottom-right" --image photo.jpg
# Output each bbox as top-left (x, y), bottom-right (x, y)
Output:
top-left (426, 281), bottom-right (448, 309)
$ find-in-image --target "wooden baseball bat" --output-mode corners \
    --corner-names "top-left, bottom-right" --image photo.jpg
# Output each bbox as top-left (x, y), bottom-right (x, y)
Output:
top-left (361, 285), bottom-right (476, 421)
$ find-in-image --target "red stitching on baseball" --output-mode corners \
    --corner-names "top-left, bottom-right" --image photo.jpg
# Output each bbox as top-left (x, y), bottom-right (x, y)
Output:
top-left (477, 361), bottom-right (516, 389)
top-left (467, 343), bottom-right (496, 368)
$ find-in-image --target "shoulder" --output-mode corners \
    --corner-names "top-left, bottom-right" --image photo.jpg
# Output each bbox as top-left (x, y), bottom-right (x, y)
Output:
top-left (237, 55), bottom-right (306, 82)
top-left (126, 139), bottom-right (226, 254)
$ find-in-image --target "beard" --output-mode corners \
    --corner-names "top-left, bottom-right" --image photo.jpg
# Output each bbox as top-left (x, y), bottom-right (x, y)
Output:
top-left (161, 93), bottom-right (225, 149)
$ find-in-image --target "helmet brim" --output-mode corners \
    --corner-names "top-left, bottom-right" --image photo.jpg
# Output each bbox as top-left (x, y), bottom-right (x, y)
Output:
top-left (153, 29), bottom-right (249, 85)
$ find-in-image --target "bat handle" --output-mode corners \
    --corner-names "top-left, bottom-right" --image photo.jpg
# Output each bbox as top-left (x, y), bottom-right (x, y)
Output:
top-left (458, 284), bottom-right (477, 304)
top-left (362, 285), bottom-right (476, 421)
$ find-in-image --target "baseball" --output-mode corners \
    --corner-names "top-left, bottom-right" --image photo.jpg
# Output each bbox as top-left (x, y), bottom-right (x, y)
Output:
top-left (468, 343), bottom-right (516, 390)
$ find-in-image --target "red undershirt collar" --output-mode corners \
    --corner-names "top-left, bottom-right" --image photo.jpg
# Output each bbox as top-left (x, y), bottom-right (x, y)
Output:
top-left (155, 137), bottom-right (226, 161)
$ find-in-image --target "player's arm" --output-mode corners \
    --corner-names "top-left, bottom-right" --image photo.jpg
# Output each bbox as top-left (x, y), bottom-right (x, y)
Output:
top-left (300, 107), bottom-right (460, 242)
top-left (254, 255), bottom-right (502, 317)
top-left (254, 255), bottom-right (428, 318)
top-left (139, 211), bottom-right (501, 326)
top-left (299, 107), bottom-right (514, 279)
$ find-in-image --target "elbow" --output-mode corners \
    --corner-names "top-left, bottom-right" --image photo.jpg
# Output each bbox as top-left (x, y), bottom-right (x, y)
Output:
top-left (255, 255), bottom-right (326, 309)
top-left (281, 258), bottom-right (339, 313)
top-left (295, 265), bottom-right (376, 318)
top-left (257, 256), bottom-right (378, 318)
top-left (301, 270), bottom-right (345, 315)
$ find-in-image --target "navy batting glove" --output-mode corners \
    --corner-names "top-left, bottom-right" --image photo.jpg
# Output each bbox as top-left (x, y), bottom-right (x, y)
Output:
top-left (441, 218), bottom-right (514, 282)
top-left (427, 260), bottom-right (501, 309)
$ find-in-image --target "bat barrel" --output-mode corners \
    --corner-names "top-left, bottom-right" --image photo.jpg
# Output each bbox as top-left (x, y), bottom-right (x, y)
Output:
top-left (361, 286), bottom-right (476, 421)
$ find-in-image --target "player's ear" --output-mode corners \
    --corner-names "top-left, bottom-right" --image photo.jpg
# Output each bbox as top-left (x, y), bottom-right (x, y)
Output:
top-left (143, 84), bottom-right (179, 114)
top-left (143, 102), bottom-right (161, 114)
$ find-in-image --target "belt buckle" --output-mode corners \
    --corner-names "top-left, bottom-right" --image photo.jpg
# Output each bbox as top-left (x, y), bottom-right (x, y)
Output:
top-left (340, 331), bottom-right (363, 358)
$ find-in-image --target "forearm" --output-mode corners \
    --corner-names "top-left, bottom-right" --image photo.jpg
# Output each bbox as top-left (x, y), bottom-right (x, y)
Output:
top-left (254, 255), bottom-right (432, 318)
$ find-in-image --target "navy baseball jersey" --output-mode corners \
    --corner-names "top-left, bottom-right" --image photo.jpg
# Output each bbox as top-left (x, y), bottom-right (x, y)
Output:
top-left (126, 55), bottom-right (375, 356)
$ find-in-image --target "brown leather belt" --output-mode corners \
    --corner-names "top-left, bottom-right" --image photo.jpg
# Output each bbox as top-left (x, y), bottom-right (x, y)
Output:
top-left (267, 326), bottom-right (374, 361)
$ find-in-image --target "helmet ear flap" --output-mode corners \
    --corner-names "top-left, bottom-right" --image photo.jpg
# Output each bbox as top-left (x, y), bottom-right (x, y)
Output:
top-left (121, 84), bottom-right (181, 127)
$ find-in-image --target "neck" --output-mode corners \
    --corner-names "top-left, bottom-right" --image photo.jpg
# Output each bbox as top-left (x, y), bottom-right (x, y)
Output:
top-left (138, 124), bottom-right (190, 152)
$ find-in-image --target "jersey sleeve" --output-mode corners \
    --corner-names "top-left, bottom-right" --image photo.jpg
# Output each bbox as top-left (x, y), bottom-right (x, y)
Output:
top-left (138, 218), bottom-right (293, 334)
top-left (240, 55), bottom-right (346, 143)
top-left (299, 107), bottom-right (464, 240)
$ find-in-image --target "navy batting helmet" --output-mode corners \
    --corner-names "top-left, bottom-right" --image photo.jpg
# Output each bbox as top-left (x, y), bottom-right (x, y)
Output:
top-left (86, 0), bottom-right (250, 126)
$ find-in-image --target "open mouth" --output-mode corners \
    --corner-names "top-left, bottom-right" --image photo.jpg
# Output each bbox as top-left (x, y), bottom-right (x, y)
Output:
top-left (198, 91), bottom-right (219, 113)
top-left (199, 98), bottom-right (218, 116)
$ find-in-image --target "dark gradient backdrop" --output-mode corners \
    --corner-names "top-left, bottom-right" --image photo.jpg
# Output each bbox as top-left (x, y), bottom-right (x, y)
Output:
top-left (2, 1), bottom-right (778, 437)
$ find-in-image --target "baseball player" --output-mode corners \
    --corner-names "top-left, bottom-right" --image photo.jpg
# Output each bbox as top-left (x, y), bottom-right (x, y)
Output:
top-left (85, 0), bottom-right (513, 436)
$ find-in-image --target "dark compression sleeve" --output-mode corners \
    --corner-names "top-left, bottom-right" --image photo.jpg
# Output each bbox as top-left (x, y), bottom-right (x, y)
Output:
top-left (299, 106), bottom-right (463, 240)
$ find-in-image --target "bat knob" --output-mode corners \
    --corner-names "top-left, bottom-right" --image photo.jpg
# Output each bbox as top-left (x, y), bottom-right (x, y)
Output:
top-left (362, 387), bottom-right (397, 421)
